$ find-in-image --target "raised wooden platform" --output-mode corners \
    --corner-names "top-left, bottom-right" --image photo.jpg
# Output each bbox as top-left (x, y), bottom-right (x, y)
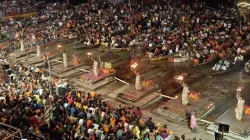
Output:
top-left (19, 54), bottom-right (59, 65)
top-left (154, 97), bottom-right (215, 124)
top-left (70, 71), bottom-right (116, 91)
top-left (108, 84), bottom-right (159, 108)
top-left (50, 62), bottom-right (86, 74)
top-left (42, 62), bottom-right (91, 79)
top-left (117, 85), bottom-right (156, 102)
top-left (8, 50), bottom-right (36, 59)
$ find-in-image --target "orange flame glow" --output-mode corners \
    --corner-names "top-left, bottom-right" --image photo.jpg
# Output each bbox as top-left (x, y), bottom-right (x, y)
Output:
top-left (236, 88), bottom-right (242, 92)
top-left (87, 52), bottom-right (92, 56)
top-left (177, 75), bottom-right (184, 81)
top-left (57, 45), bottom-right (62, 49)
top-left (131, 62), bottom-right (138, 69)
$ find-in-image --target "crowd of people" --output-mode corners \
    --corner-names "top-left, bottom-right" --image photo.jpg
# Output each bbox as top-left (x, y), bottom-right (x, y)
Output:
top-left (0, 62), bottom-right (177, 139)
top-left (0, 0), bottom-right (37, 16)
top-left (0, 0), bottom-right (249, 139)
top-left (212, 54), bottom-right (244, 71)
top-left (2, 0), bottom-right (249, 60)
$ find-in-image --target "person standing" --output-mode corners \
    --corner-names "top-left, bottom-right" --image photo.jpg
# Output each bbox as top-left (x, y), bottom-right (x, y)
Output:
top-left (63, 50), bottom-right (68, 68)
top-left (190, 112), bottom-right (197, 133)
top-left (43, 54), bottom-right (48, 69)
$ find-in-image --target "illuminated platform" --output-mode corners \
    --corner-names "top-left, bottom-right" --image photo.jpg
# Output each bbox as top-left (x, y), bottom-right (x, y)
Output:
top-left (154, 97), bottom-right (215, 124)
top-left (71, 71), bottom-right (116, 91)
top-left (207, 106), bottom-right (250, 140)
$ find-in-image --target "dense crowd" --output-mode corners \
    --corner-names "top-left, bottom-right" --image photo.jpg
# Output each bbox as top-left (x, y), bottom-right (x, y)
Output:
top-left (0, 0), bottom-right (249, 139)
top-left (0, 0), bottom-right (36, 16)
top-left (0, 62), bottom-right (176, 139)
top-left (4, 0), bottom-right (250, 64)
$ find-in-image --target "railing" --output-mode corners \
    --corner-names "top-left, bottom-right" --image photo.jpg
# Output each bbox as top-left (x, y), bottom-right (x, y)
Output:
top-left (0, 122), bottom-right (44, 140)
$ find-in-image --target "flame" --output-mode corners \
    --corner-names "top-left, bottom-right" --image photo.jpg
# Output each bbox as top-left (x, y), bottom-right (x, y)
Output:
top-left (87, 52), bottom-right (92, 56)
top-left (236, 88), bottom-right (242, 92)
top-left (15, 34), bottom-right (19, 38)
top-left (131, 62), bottom-right (138, 69)
top-left (177, 75), bottom-right (184, 81)
top-left (57, 44), bottom-right (63, 49)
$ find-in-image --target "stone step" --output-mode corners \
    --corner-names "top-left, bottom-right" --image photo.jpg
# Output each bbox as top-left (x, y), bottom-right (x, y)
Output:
top-left (71, 76), bottom-right (116, 91)
top-left (134, 92), bottom-right (161, 108)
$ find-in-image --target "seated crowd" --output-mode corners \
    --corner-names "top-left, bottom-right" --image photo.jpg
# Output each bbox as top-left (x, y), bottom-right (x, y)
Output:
top-left (0, 63), bottom-right (174, 139)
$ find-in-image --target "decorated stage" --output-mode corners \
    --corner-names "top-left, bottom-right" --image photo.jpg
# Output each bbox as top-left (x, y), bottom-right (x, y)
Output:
top-left (8, 49), bottom-right (36, 60)
top-left (154, 97), bottom-right (215, 124)
top-left (70, 70), bottom-right (116, 91)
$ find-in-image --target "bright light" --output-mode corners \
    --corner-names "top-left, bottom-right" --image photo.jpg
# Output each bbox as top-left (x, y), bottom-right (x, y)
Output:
top-left (87, 52), bottom-right (92, 56)
top-left (131, 62), bottom-right (138, 69)
top-left (177, 75), bottom-right (184, 81)
top-left (57, 45), bottom-right (62, 49)
top-left (236, 88), bottom-right (242, 92)
top-left (15, 34), bottom-right (19, 38)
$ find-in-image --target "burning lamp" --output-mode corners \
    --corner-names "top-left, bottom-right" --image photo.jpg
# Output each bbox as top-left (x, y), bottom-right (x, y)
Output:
top-left (176, 75), bottom-right (184, 83)
top-left (72, 55), bottom-right (80, 65)
top-left (57, 44), bottom-right (63, 49)
top-left (131, 62), bottom-right (138, 69)
top-left (236, 88), bottom-right (242, 92)
top-left (87, 52), bottom-right (92, 57)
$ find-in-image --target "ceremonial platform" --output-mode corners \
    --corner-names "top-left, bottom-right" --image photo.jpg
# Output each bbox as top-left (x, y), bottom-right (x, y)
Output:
top-left (154, 97), bottom-right (215, 124)
top-left (18, 54), bottom-right (60, 65)
top-left (41, 60), bottom-right (91, 79)
top-left (70, 70), bottom-right (116, 91)
top-left (8, 49), bottom-right (36, 59)
top-left (206, 106), bottom-right (250, 140)
top-left (154, 76), bottom-right (239, 125)
top-left (106, 74), bottom-right (160, 108)
top-left (115, 84), bottom-right (160, 108)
